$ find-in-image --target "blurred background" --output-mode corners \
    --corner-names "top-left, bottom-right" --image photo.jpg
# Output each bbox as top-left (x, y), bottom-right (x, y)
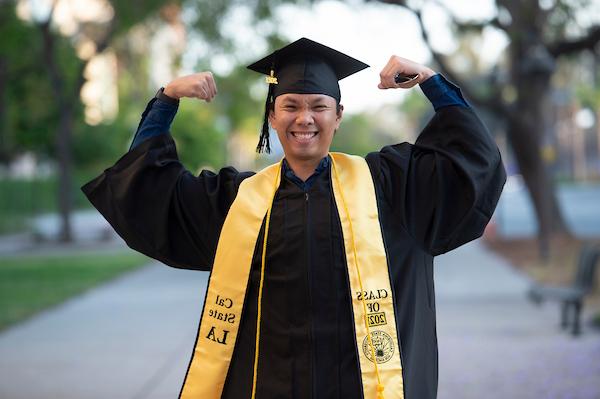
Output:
top-left (0, 0), bottom-right (599, 398)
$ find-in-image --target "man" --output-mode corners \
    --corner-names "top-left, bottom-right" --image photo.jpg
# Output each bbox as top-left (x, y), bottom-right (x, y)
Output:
top-left (83, 38), bottom-right (505, 399)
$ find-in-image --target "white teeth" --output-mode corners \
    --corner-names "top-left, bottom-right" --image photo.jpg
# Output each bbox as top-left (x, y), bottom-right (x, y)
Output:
top-left (291, 131), bottom-right (317, 138)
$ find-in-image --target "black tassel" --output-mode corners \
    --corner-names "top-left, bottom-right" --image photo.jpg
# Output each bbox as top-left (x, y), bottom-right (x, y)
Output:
top-left (256, 82), bottom-right (275, 154)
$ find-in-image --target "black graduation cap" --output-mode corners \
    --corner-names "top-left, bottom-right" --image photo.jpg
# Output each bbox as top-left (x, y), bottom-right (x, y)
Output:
top-left (247, 38), bottom-right (369, 153)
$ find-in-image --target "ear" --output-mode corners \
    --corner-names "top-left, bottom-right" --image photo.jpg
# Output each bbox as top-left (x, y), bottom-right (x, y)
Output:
top-left (335, 104), bottom-right (344, 128)
top-left (268, 108), bottom-right (275, 123)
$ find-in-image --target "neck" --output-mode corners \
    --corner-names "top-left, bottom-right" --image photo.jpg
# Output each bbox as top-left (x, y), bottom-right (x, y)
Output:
top-left (285, 156), bottom-right (324, 181)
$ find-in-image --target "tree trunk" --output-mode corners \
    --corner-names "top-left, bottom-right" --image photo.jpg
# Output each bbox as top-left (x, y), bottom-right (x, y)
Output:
top-left (507, 43), bottom-right (571, 258)
top-left (507, 115), bottom-right (569, 258)
top-left (40, 18), bottom-right (73, 243)
top-left (55, 103), bottom-right (73, 242)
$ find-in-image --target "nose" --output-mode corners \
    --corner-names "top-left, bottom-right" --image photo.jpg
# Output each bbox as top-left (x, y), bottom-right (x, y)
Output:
top-left (295, 108), bottom-right (314, 126)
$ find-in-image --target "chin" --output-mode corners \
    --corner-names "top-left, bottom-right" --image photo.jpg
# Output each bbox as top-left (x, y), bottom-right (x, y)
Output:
top-left (290, 150), bottom-right (327, 162)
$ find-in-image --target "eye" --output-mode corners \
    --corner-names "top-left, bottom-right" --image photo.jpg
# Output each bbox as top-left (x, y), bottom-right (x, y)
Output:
top-left (313, 105), bottom-right (328, 111)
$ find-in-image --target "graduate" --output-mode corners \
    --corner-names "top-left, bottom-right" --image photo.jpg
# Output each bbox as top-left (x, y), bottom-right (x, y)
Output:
top-left (82, 38), bottom-right (506, 399)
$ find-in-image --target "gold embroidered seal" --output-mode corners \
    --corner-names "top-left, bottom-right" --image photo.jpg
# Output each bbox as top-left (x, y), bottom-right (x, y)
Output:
top-left (362, 330), bottom-right (394, 364)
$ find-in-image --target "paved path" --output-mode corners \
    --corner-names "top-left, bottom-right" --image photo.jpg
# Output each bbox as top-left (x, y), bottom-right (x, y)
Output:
top-left (0, 264), bottom-right (208, 399)
top-left (1, 241), bottom-right (599, 398)
top-left (435, 243), bottom-right (600, 399)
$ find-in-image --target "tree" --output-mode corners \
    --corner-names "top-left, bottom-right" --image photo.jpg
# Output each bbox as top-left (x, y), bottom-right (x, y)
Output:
top-left (0, 3), bottom-right (59, 163)
top-left (12, 0), bottom-right (167, 241)
top-left (4, 0), bottom-right (290, 241)
top-left (373, 0), bottom-right (600, 256)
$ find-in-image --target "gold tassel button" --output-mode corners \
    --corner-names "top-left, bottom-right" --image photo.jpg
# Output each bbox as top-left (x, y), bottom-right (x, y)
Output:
top-left (265, 69), bottom-right (278, 84)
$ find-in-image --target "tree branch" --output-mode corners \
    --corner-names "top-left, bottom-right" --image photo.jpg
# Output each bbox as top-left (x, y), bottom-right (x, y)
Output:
top-left (454, 18), bottom-right (506, 33)
top-left (408, 6), bottom-right (509, 113)
top-left (370, 0), bottom-right (510, 115)
top-left (429, 0), bottom-right (509, 33)
top-left (548, 25), bottom-right (600, 57)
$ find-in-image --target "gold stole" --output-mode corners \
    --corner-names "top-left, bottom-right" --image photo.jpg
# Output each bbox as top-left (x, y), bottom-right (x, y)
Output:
top-left (180, 153), bottom-right (404, 399)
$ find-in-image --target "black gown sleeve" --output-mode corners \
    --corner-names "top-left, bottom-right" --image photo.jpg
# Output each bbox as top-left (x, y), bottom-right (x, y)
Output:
top-left (366, 105), bottom-right (506, 256)
top-left (81, 133), bottom-right (253, 270)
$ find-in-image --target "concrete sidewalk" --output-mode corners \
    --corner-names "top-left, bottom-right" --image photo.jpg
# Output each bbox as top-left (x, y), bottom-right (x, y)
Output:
top-left (435, 243), bottom-right (600, 399)
top-left (0, 264), bottom-right (208, 399)
top-left (0, 241), bottom-right (598, 398)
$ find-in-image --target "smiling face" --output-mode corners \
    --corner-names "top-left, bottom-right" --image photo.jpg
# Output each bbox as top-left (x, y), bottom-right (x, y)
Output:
top-left (269, 93), bottom-right (343, 165)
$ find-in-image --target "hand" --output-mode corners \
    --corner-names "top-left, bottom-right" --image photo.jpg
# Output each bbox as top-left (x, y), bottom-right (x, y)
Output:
top-left (164, 72), bottom-right (218, 102)
top-left (378, 56), bottom-right (436, 90)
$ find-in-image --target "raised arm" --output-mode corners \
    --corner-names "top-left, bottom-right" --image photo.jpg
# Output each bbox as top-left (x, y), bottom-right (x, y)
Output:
top-left (367, 56), bottom-right (506, 256)
top-left (130, 72), bottom-right (217, 150)
top-left (82, 72), bottom-right (252, 270)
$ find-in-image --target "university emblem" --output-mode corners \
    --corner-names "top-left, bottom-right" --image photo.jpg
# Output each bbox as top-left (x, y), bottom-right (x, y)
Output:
top-left (362, 330), bottom-right (394, 364)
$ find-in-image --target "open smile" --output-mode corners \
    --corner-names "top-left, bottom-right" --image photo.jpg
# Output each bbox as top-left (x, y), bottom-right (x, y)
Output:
top-left (289, 131), bottom-right (318, 143)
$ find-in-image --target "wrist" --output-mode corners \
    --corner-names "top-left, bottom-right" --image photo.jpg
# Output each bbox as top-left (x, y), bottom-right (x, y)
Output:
top-left (163, 84), bottom-right (180, 100)
top-left (156, 86), bottom-right (180, 106)
top-left (418, 68), bottom-right (436, 84)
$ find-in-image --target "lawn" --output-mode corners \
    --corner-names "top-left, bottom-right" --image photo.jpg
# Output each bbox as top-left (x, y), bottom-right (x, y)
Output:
top-left (0, 251), bottom-right (149, 331)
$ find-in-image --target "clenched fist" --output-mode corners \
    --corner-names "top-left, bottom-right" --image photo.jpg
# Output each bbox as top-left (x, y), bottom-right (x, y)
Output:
top-left (164, 72), bottom-right (218, 102)
top-left (378, 56), bottom-right (436, 90)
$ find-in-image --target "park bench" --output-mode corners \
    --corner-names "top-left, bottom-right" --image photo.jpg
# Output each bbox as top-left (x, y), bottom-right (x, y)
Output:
top-left (527, 243), bottom-right (600, 336)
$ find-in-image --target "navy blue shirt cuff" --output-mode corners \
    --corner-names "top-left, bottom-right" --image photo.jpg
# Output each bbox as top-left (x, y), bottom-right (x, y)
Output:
top-left (419, 74), bottom-right (469, 111)
top-left (130, 97), bottom-right (179, 150)
top-left (149, 97), bottom-right (179, 124)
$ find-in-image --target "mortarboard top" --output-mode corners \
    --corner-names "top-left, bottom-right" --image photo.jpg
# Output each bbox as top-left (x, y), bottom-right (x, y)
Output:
top-left (247, 38), bottom-right (369, 153)
top-left (247, 37), bottom-right (370, 100)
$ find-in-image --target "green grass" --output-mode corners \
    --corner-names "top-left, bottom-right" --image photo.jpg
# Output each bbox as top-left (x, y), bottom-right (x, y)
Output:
top-left (0, 251), bottom-right (149, 331)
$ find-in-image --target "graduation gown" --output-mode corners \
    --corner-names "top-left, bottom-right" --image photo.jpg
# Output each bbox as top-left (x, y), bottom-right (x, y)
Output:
top-left (82, 105), bottom-right (506, 399)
